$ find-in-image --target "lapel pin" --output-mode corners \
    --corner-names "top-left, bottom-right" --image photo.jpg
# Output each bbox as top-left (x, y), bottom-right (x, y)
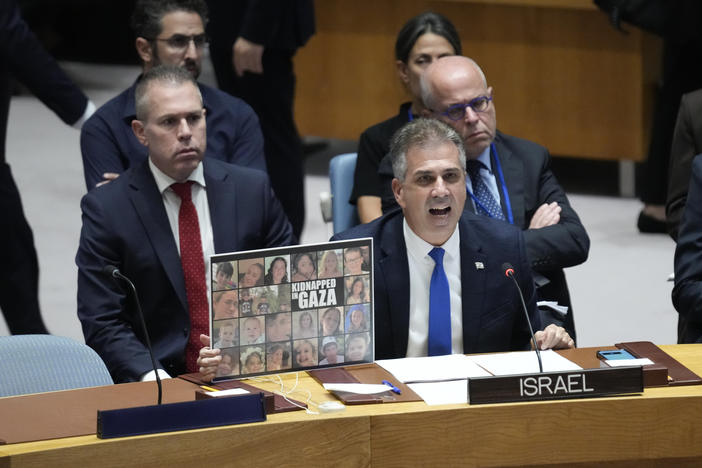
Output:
top-left (475, 262), bottom-right (484, 270)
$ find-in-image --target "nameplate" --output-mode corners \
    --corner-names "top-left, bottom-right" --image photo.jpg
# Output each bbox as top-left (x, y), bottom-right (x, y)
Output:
top-left (467, 366), bottom-right (643, 405)
top-left (97, 392), bottom-right (266, 439)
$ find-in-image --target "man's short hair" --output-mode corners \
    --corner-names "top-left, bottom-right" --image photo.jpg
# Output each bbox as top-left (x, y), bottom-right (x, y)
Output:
top-left (389, 118), bottom-right (466, 181)
top-left (134, 64), bottom-right (201, 120)
top-left (131, 0), bottom-right (209, 39)
top-left (419, 56), bottom-right (487, 111)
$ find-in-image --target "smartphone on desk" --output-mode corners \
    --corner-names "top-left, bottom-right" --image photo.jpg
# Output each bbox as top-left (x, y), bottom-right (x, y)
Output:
top-left (596, 349), bottom-right (637, 360)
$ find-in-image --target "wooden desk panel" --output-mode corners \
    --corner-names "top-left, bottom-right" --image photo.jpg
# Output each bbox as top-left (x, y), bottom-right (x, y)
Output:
top-left (294, 0), bottom-right (660, 161)
top-left (1, 345), bottom-right (700, 467)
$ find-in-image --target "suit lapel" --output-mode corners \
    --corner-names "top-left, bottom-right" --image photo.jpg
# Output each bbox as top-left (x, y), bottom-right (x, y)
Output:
top-left (458, 216), bottom-right (489, 353)
top-left (128, 161), bottom-right (188, 310)
top-left (377, 216), bottom-right (411, 357)
top-left (204, 162), bottom-right (238, 254)
top-left (494, 136), bottom-right (526, 228)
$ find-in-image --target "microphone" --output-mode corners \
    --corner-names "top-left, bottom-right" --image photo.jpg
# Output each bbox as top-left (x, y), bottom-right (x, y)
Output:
top-left (103, 264), bottom-right (163, 404)
top-left (501, 263), bottom-right (543, 373)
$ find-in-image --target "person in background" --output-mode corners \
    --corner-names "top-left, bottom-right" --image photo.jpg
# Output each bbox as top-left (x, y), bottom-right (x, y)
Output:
top-left (350, 11), bottom-right (461, 223)
top-left (81, 0), bottom-right (266, 190)
top-left (205, 0), bottom-right (315, 239)
top-left (1, 0), bottom-right (95, 334)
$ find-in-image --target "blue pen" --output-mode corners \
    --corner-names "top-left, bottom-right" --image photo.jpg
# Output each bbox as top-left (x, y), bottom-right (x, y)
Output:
top-left (382, 380), bottom-right (401, 394)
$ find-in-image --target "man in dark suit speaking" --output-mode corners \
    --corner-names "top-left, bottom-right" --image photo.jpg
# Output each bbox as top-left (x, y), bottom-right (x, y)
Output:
top-left (76, 66), bottom-right (294, 383)
top-left (331, 118), bottom-right (573, 360)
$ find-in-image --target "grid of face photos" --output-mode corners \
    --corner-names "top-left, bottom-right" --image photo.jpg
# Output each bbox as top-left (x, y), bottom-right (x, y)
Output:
top-left (210, 239), bottom-right (373, 380)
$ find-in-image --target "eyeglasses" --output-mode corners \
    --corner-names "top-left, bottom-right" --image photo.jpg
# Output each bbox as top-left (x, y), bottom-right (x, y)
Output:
top-left (440, 95), bottom-right (492, 121)
top-left (152, 34), bottom-right (208, 51)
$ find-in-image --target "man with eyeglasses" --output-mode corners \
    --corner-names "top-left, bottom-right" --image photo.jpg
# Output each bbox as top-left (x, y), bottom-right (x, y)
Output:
top-left (417, 55), bottom-right (590, 342)
top-left (80, 0), bottom-right (267, 192)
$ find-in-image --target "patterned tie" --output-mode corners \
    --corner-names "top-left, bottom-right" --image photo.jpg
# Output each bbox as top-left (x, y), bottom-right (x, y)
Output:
top-left (428, 247), bottom-right (451, 356)
top-left (466, 160), bottom-right (505, 220)
top-left (171, 182), bottom-right (209, 373)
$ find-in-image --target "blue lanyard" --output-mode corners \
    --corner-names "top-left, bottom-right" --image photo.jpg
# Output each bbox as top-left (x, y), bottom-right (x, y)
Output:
top-left (466, 142), bottom-right (514, 225)
top-left (407, 106), bottom-right (414, 122)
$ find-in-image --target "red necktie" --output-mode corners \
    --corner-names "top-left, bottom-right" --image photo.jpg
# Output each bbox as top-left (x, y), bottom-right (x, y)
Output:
top-left (171, 182), bottom-right (208, 373)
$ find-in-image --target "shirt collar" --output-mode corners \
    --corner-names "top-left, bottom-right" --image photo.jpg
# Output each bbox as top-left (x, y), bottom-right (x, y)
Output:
top-left (149, 158), bottom-right (206, 195)
top-left (403, 218), bottom-right (460, 262)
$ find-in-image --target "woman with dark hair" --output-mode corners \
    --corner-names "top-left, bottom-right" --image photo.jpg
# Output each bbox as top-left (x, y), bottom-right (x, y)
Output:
top-left (264, 256), bottom-right (289, 284)
top-left (346, 277), bottom-right (366, 305)
top-left (291, 252), bottom-right (317, 282)
top-left (350, 11), bottom-right (461, 223)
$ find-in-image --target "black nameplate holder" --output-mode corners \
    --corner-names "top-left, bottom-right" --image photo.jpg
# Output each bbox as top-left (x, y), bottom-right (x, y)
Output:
top-left (467, 366), bottom-right (643, 405)
top-left (97, 392), bottom-right (266, 439)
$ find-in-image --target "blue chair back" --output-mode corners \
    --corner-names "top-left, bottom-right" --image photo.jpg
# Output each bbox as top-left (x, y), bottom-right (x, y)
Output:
top-left (0, 334), bottom-right (113, 397)
top-left (329, 153), bottom-right (360, 234)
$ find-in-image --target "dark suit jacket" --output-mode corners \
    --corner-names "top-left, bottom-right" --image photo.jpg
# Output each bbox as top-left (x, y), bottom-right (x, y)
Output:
top-left (0, 0), bottom-right (87, 163)
top-left (332, 209), bottom-right (540, 359)
top-left (672, 154), bottom-right (702, 343)
top-left (377, 132), bottom-right (589, 338)
top-left (206, 0), bottom-right (315, 51)
top-left (492, 132), bottom-right (589, 333)
top-left (76, 159), bottom-right (294, 383)
top-left (667, 88), bottom-right (702, 240)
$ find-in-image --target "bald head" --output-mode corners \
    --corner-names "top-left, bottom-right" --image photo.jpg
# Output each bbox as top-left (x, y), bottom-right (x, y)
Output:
top-left (419, 56), bottom-right (496, 159)
top-left (420, 56), bottom-right (486, 110)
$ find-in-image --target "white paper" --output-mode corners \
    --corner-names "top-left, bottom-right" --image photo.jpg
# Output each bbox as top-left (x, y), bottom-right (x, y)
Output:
top-left (376, 354), bottom-right (491, 383)
top-left (408, 380), bottom-right (468, 405)
top-left (323, 383), bottom-right (395, 394)
top-left (468, 349), bottom-right (582, 376)
top-left (205, 388), bottom-right (250, 397)
top-left (537, 300), bottom-right (568, 316)
top-left (605, 358), bottom-right (654, 367)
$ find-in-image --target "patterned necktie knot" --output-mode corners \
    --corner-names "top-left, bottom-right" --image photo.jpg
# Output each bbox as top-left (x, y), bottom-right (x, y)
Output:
top-left (465, 160), bottom-right (505, 220)
top-left (171, 181), bottom-right (194, 202)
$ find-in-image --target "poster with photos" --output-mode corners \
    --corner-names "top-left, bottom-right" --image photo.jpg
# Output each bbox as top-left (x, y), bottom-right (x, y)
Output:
top-left (209, 238), bottom-right (373, 381)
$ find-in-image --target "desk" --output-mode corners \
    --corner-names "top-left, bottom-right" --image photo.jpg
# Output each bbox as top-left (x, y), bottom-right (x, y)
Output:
top-left (1, 344), bottom-right (701, 467)
top-left (294, 0), bottom-right (660, 162)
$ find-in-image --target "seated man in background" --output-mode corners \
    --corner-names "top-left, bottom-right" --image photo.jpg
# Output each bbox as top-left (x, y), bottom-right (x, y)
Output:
top-left (199, 119), bottom-right (572, 377)
top-left (80, 0), bottom-right (266, 190)
top-left (672, 154), bottom-right (702, 343)
top-left (76, 65), bottom-right (293, 383)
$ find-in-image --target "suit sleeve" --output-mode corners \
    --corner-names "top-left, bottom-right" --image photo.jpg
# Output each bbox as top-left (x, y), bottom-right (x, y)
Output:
top-left (673, 156), bottom-right (702, 334)
top-left (226, 100), bottom-right (267, 172)
top-left (521, 150), bottom-right (590, 272)
top-left (76, 192), bottom-right (159, 382)
top-left (79, 113), bottom-right (128, 189)
top-left (0, 0), bottom-right (87, 125)
top-left (667, 95), bottom-right (701, 241)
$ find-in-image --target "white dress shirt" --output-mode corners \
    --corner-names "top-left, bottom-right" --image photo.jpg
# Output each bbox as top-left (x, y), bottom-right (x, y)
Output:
top-left (404, 219), bottom-right (464, 357)
top-left (142, 161), bottom-right (215, 382)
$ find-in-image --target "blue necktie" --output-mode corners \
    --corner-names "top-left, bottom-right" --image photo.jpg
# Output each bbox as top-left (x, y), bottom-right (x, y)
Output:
top-left (428, 247), bottom-right (451, 356)
top-left (467, 160), bottom-right (505, 220)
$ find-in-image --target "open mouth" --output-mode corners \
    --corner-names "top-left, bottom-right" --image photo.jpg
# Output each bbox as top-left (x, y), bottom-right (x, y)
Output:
top-left (429, 207), bottom-right (451, 216)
